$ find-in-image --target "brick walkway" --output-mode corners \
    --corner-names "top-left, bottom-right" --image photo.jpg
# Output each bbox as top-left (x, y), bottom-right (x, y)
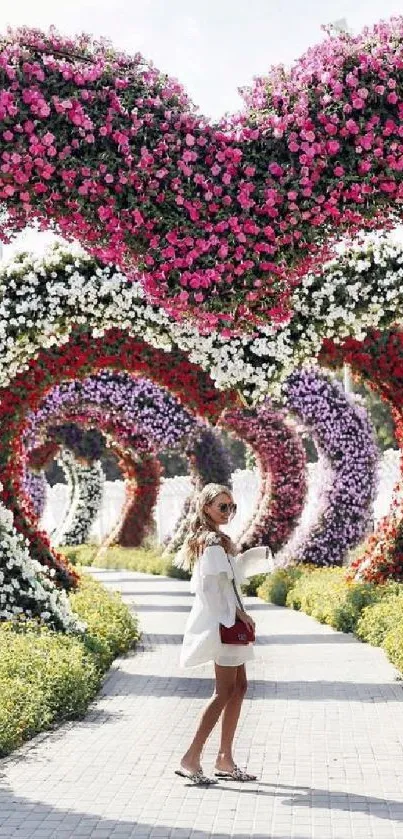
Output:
top-left (1, 569), bottom-right (403, 839)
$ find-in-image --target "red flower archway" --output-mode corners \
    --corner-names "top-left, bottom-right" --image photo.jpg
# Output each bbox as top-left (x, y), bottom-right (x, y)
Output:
top-left (27, 411), bottom-right (161, 549)
top-left (0, 329), bottom-right (233, 587)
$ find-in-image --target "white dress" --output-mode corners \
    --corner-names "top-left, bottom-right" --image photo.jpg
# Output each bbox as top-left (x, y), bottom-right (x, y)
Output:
top-left (179, 542), bottom-right (271, 669)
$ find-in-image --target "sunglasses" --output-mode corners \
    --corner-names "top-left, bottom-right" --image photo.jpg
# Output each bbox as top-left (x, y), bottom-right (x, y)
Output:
top-left (218, 502), bottom-right (237, 514)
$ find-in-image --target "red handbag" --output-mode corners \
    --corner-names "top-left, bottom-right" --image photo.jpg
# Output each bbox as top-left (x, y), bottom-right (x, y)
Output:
top-left (219, 558), bottom-right (255, 645)
top-left (220, 619), bottom-right (255, 645)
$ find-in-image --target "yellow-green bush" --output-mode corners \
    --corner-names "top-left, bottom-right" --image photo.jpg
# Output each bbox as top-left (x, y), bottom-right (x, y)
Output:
top-left (257, 564), bottom-right (403, 677)
top-left (356, 588), bottom-right (403, 646)
top-left (257, 565), bottom-right (308, 606)
top-left (0, 575), bottom-right (139, 756)
top-left (383, 622), bottom-right (403, 674)
top-left (285, 567), bottom-right (382, 633)
top-left (70, 575), bottom-right (140, 670)
top-left (242, 573), bottom-right (268, 596)
top-left (61, 544), bottom-right (190, 579)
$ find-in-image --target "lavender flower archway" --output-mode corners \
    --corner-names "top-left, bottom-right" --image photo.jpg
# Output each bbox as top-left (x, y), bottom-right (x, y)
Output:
top-left (282, 369), bottom-right (379, 567)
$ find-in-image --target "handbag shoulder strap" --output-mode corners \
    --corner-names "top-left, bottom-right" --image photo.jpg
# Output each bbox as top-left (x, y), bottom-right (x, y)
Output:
top-left (226, 553), bottom-right (244, 612)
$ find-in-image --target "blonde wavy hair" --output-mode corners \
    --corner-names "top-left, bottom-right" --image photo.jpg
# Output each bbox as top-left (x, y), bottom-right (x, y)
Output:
top-left (175, 483), bottom-right (237, 572)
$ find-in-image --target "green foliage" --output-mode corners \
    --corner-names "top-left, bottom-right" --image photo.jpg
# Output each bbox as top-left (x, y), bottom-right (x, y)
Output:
top-left (257, 565), bottom-right (309, 606)
top-left (242, 574), bottom-right (267, 596)
top-left (285, 567), bottom-right (382, 632)
top-left (61, 544), bottom-right (191, 579)
top-left (258, 564), bottom-right (403, 679)
top-left (70, 575), bottom-right (140, 670)
top-left (61, 544), bottom-right (98, 566)
top-left (0, 575), bottom-right (139, 756)
top-left (158, 449), bottom-right (188, 478)
top-left (356, 587), bottom-right (403, 646)
top-left (355, 380), bottom-right (396, 452)
top-left (383, 623), bottom-right (403, 674)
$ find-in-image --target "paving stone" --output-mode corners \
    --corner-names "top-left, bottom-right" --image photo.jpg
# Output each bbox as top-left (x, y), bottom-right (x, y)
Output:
top-left (1, 568), bottom-right (403, 839)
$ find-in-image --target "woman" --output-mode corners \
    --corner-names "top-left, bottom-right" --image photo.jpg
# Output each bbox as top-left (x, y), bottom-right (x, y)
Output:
top-left (174, 483), bottom-right (271, 786)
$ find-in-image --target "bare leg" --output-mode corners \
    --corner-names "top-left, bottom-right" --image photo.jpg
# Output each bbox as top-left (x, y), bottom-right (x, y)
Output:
top-left (180, 664), bottom-right (237, 773)
top-left (215, 665), bottom-right (247, 771)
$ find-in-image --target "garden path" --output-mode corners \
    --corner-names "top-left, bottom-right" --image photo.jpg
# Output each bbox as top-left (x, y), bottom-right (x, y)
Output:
top-left (1, 569), bottom-right (403, 839)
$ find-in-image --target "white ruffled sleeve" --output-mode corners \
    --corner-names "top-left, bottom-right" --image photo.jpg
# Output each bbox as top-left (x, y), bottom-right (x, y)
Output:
top-left (199, 544), bottom-right (233, 579)
top-left (234, 546), bottom-right (273, 584)
top-left (198, 545), bottom-right (236, 628)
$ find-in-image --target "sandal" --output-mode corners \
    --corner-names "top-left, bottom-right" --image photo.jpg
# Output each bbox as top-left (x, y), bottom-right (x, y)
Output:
top-left (214, 764), bottom-right (257, 782)
top-left (175, 767), bottom-right (217, 786)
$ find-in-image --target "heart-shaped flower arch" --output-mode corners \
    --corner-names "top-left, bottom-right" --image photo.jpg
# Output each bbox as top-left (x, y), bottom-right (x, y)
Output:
top-left (0, 21), bottom-right (403, 328)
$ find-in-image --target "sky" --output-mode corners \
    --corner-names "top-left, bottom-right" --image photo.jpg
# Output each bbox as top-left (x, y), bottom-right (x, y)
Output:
top-left (1, 0), bottom-right (402, 257)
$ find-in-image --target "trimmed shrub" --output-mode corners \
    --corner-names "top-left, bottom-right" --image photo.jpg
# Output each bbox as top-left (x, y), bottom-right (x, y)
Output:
top-left (70, 575), bottom-right (139, 670)
top-left (383, 623), bottom-right (403, 675)
top-left (61, 544), bottom-right (191, 579)
top-left (285, 567), bottom-right (382, 633)
top-left (242, 574), bottom-right (268, 597)
top-left (356, 588), bottom-right (403, 646)
top-left (257, 565), bottom-right (308, 606)
top-left (0, 575), bottom-right (139, 756)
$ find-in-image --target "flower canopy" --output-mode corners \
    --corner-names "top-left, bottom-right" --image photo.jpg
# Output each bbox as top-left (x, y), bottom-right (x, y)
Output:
top-left (0, 21), bottom-right (403, 329)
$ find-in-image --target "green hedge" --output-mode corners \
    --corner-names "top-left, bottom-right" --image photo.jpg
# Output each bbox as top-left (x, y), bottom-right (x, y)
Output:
top-left (257, 565), bottom-right (309, 605)
top-left (258, 564), bottom-right (403, 676)
top-left (284, 567), bottom-right (385, 633)
top-left (356, 588), bottom-right (403, 646)
top-left (62, 544), bottom-right (191, 579)
top-left (0, 575), bottom-right (139, 756)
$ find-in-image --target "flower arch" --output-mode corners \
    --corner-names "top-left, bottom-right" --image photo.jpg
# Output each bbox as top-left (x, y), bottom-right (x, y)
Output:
top-left (222, 404), bottom-right (307, 552)
top-left (0, 22), bottom-right (403, 329)
top-left (27, 422), bottom-right (106, 544)
top-left (321, 328), bottom-right (403, 580)
top-left (283, 368), bottom-right (379, 566)
top-left (25, 372), bottom-right (236, 548)
top-left (53, 449), bottom-right (104, 546)
top-left (28, 408), bottom-right (162, 548)
top-left (0, 328), bottom-right (231, 587)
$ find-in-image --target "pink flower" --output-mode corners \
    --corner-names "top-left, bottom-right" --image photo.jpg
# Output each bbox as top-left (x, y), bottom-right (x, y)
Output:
top-left (268, 162), bottom-right (283, 177)
top-left (345, 119), bottom-right (359, 135)
top-left (42, 132), bottom-right (55, 146)
top-left (327, 140), bottom-right (340, 154)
